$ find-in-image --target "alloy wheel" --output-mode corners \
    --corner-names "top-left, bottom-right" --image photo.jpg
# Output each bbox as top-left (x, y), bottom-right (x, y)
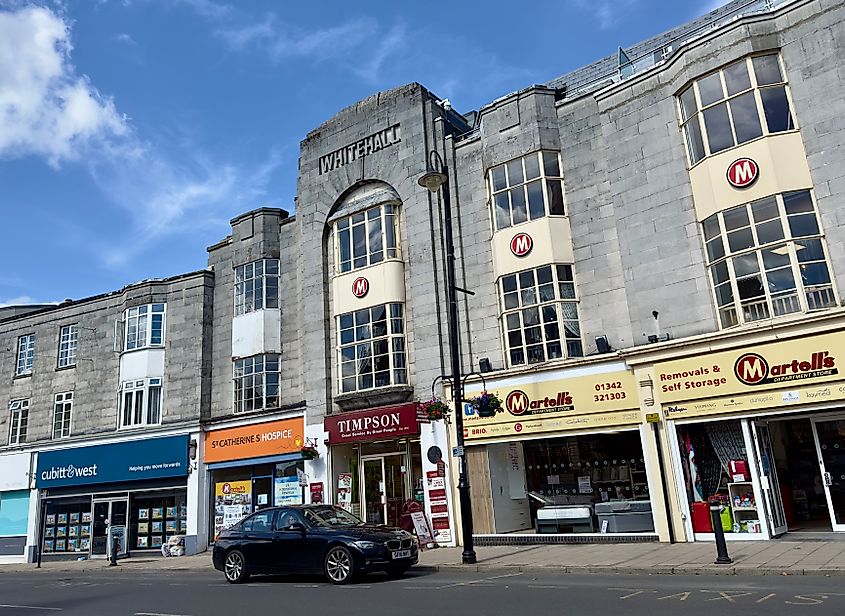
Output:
top-left (224, 550), bottom-right (246, 583)
top-left (325, 547), bottom-right (354, 584)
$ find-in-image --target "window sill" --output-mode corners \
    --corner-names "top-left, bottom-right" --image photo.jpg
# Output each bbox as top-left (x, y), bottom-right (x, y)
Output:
top-left (334, 385), bottom-right (414, 412)
top-left (118, 423), bottom-right (163, 431)
top-left (120, 345), bottom-right (165, 355)
top-left (12, 373), bottom-right (32, 380)
top-left (55, 364), bottom-right (77, 372)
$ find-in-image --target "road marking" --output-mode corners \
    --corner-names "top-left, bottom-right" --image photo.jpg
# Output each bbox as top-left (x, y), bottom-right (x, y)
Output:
top-left (786, 595), bottom-right (827, 605)
top-left (757, 593), bottom-right (777, 603)
top-left (527, 585), bottom-right (568, 589)
top-left (658, 592), bottom-right (691, 601)
top-left (608, 588), bottom-right (657, 600)
top-left (0, 607), bottom-right (62, 612)
top-left (701, 591), bottom-right (753, 603)
top-left (135, 613), bottom-right (193, 616)
top-left (294, 584), bottom-right (320, 588)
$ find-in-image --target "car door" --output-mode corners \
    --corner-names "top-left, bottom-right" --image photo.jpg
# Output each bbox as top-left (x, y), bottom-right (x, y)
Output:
top-left (241, 509), bottom-right (277, 572)
top-left (271, 509), bottom-right (313, 573)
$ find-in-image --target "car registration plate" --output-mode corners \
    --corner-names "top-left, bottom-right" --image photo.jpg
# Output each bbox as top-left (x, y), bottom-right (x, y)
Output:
top-left (392, 549), bottom-right (411, 559)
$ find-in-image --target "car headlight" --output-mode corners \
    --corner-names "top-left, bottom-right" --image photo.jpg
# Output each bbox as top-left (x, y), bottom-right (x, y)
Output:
top-left (352, 540), bottom-right (380, 550)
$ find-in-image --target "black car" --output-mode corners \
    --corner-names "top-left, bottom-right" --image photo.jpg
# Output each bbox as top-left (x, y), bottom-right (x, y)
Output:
top-left (212, 505), bottom-right (418, 584)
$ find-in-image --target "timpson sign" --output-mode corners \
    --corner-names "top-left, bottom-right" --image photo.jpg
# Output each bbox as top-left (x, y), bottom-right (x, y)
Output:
top-left (656, 331), bottom-right (844, 404)
top-left (325, 404), bottom-right (420, 444)
top-left (319, 124), bottom-right (401, 174)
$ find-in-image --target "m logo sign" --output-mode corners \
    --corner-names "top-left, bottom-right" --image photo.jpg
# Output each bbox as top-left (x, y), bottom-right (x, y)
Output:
top-left (510, 232), bottom-right (533, 257)
top-left (352, 277), bottom-right (369, 298)
top-left (505, 390), bottom-right (530, 415)
top-left (726, 158), bottom-right (759, 188)
top-left (734, 353), bottom-right (769, 385)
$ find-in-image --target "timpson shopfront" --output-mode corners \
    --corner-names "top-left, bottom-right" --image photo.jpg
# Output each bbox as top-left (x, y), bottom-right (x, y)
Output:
top-left (460, 361), bottom-right (661, 540)
top-left (632, 315), bottom-right (845, 542)
top-left (323, 404), bottom-right (457, 547)
top-left (203, 416), bottom-right (305, 540)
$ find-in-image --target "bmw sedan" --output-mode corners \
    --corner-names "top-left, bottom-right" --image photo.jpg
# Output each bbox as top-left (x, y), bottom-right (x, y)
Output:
top-left (212, 505), bottom-right (418, 584)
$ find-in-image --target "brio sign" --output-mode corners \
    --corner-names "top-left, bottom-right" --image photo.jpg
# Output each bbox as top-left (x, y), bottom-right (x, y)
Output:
top-left (510, 232), bottom-right (533, 257)
top-left (726, 158), bottom-right (759, 188)
top-left (352, 277), bottom-right (369, 298)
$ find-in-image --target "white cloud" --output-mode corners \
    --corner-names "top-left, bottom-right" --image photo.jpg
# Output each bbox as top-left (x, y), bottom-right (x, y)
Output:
top-left (571, 0), bottom-right (641, 30)
top-left (0, 6), bottom-right (128, 166)
top-left (0, 295), bottom-right (36, 307)
top-left (115, 32), bottom-right (136, 45)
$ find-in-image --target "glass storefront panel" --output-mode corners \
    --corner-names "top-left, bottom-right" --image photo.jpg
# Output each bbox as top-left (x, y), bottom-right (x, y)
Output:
top-left (43, 497), bottom-right (92, 555)
top-left (130, 490), bottom-right (187, 550)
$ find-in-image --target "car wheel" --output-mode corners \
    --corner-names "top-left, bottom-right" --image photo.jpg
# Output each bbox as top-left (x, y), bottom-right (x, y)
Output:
top-left (386, 565), bottom-right (410, 579)
top-left (224, 549), bottom-right (250, 584)
top-left (324, 546), bottom-right (355, 585)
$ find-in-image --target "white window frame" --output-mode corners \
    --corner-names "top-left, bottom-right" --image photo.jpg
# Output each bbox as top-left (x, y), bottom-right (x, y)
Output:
top-left (334, 204), bottom-right (400, 274)
top-left (119, 378), bottom-right (163, 428)
top-left (499, 264), bottom-right (584, 367)
top-left (678, 53), bottom-right (797, 167)
top-left (702, 190), bottom-right (838, 329)
top-left (487, 151), bottom-right (566, 232)
top-left (124, 304), bottom-right (166, 351)
top-left (233, 354), bottom-right (280, 414)
top-left (53, 392), bottom-right (73, 439)
top-left (234, 259), bottom-right (280, 316)
top-left (57, 324), bottom-right (78, 369)
top-left (15, 334), bottom-right (35, 376)
top-left (8, 399), bottom-right (29, 445)
top-left (337, 303), bottom-right (407, 394)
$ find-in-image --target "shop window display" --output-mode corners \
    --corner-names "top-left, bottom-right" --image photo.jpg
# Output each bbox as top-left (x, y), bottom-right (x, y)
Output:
top-left (677, 420), bottom-right (761, 534)
top-left (131, 492), bottom-right (187, 550)
top-left (42, 499), bottom-right (92, 554)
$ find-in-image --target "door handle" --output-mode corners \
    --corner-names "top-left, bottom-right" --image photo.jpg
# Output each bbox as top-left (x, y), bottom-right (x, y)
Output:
top-left (824, 472), bottom-right (833, 487)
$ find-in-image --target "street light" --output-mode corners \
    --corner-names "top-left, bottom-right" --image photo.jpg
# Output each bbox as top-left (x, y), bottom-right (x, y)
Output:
top-left (418, 150), bottom-right (477, 565)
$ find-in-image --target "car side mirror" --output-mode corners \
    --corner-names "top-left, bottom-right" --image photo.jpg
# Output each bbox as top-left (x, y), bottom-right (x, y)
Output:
top-left (287, 522), bottom-right (306, 533)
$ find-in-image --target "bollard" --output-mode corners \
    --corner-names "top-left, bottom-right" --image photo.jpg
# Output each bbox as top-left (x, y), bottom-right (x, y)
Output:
top-left (709, 500), bottom-right (732, 564)
top-left (109, 533), bottom-right (119, 567)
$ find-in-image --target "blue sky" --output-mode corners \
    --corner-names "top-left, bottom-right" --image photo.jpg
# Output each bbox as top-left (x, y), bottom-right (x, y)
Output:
top-left (0, 0), bottom-right (722, 306)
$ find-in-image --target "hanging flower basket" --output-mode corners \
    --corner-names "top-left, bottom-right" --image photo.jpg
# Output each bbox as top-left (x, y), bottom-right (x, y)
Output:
top-left (470, 391), bottom-right (503, 418)
top-left (416, 398), bottom-right (451, 421)
top-left (300, 445), bottom-right (319, 460)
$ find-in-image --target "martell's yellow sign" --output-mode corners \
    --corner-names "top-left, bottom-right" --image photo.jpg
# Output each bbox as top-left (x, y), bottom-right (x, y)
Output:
top-left (463, 369), bottom-right (639, 441)
top-left (656, 330), bottom-right (843, 403)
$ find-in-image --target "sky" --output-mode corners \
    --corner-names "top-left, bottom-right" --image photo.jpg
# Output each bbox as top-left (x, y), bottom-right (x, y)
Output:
top-left (0, 0), bottom-right (726, 306)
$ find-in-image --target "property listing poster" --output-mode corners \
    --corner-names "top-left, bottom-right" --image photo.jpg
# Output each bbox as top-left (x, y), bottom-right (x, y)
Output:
top-left (214, 480), bottom-right (251, 536)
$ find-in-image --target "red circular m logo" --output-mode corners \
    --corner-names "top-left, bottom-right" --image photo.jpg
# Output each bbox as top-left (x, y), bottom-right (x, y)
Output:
top-left (510, 232), bottom-right (533, 257)
top-left (734, 353), bottom-right (769, 385)
top-left (506, 390), bottom-right (530, 415)
top-left (352, 277), bottom-right (369, 298)
top-left (726, 158), bottom-right (759, 188)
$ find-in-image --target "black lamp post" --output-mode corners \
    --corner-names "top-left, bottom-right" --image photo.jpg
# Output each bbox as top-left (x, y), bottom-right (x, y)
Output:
top-left (418, 150), bottom-right (477, 565)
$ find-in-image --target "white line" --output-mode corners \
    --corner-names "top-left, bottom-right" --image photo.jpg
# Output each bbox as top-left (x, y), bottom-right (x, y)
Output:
top-left (134, 613), bottom-right (193, 616)
top-left (0, 607), bottom-right (62, 612)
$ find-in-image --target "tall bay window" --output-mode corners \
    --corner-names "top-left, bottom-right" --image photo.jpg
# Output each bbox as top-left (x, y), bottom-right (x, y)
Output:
top-left (120, 379), bottom-right (163, 428)
top-left (15, 334), bottom-right (35, 376)
top-left (500, 265), bottom-right (583, 366)
top-left (703, 190), bottom-right (836, 328)
top-left (338, 303), bottom-right (407, 393)
top-left (53, 392), bottom-right (73, 439)
top-left (125, 304), bottom-right (166, 351)
top-left (234, 354), bottom-right (280, 413)
top-left (57, 324), bottom-right (78, 368)
top-left (679, 53), bottom-right (795, 165)
top-left (8, 399), bottom-right (29, 445)
top-left (234, 259), bottom-right (280, 315)
top-left (488, 151), bottom-right (565, 231)
top-left (335, 205), bottom-right (399, 273)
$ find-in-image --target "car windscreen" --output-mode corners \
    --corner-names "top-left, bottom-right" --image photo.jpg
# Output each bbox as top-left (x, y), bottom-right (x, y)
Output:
top-left (303, 507), bottom-right (365, 528)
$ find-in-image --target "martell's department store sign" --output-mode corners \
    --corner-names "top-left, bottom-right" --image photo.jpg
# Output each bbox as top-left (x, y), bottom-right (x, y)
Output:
top-left (463, 369), bottom-right (639, 441)
top-left (36, 435), bottom-right (189, 489)
top-left (205, 417), bottom-right (305, 464)
top-left (318, 124), bottom-right (401, 175)
top-left (325, 404), bottom-right (419, 444)
top-left (657, 330), bottom-right (844, 417)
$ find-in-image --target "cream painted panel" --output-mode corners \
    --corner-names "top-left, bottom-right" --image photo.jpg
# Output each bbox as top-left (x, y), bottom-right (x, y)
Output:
top-left (232, 309), bottom-right (282, 358)
top-left (0, 453), bottom-right (31, 490)
top-left (492, 217), bottom-right (575, 279)
top-left (689, 132), bottom-right (813, 222)
top-left (119, 348), bottom-right (165, 381)
top-left (332, 259), bottom-right (406, 316)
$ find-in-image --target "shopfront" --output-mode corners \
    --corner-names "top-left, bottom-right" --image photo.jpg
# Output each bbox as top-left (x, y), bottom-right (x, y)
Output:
top-left (0, 452), bottom-right (33, 563)
top-left (35, 435), bottom-right (190, 558)
top-left (204, 416), bottom-right (305, 539)
top-left (656, 326), bottom-right (845, 541)
top-left (463, 363), bottom-right (658, 537)
top-left (324, 404), bottom-right (456, 545)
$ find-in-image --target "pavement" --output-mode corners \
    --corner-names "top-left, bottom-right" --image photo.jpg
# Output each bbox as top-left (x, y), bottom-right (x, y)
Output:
top-left (7, 536), bottom-right (845, 577)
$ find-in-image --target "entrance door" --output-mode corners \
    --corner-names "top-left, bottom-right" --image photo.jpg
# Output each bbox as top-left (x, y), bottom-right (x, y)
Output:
top-left (752, 422), bottom-right (788, 536)
top-left (361, 455), bottom-right (406, 526)
top-left (91, 499), bottom-right (128, 557)
top-left (812, 419), bottom-right (845, 532)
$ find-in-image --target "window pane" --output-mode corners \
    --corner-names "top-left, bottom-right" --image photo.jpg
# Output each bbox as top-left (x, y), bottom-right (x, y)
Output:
top-left (491, 166), bottom-right (507, 191)
top-left (730, 91), bottom-right (763, 143)
top-left (494, 193), bottom-right (511, 230)
top-left (712, 261), bottom-right (730, 285)
top-left (147, 386), bottom-right (162, 424)
top-left (557, 264), bottom-right (573, 282)
top-left (724, 60), bottom-right (752, 95)
top-left (760, 86), bottom-right (794, 132)
top-left (723, 206), bottom-right (749, 231)
top-left (502, 275), bottom-right (517, 293)
top-left (506, 159), bottom-right (524, 186)
top-left (679, 86), bottom-right (698, 121)
top-left (702, 216), bottom-right (720, 241)
top-left (706, 237), bottom-right (725, 262)
top-left (795, 238), bottom-right (825, 263)
top-left (537, 266), bottom-right (553, 284)
top-left (801, 262), bottom-right (831, 286)
top-left (698, 72), bottom-right (725, 106)
top-left (368, 216), bottom-right (383, 262)
top-left (523, 307), bottom-right (540, 326)
top-left (783, 190), bottom-right (814, 214)
top-left (789, 214), bottom-right (820, 238)
top-left (761, 246), bottom-right (791, 270)
top-left (547, 180), bottom-right (565, 215)
top-left (542, 152), bottom-right (561, 177)
top-left (526, 180), bottom-right (545, 219)
top-left (684, 119), bottom-right (706, 164)
top-left (727, 228), bottom-right (754, 253)
top-left (385, 211), bottom-right (397, 254)
top-left (510, 187), bottom-right (527, 225)
top-left (505, 313), bottom-right (521, 330)
top-left (715, 282), bottom-right (734, 307)
top-left (524, 153), bottom-right (541, 180)
top-left (756, 219), bottom-right (785, 245)
top-left (737, 275), bottom-right (765, 300)
top-left (766, 267), bottom-right (796, 293)
top-left (753, 54), bottom-right (783, 85)
top-left (733, 253), bottom-right (760, 277)
top-left (751, 197), bottom-right (779, 222)
top-left (352, 223), bottom-right (367, 267)
top-left (702, 102), bottom-right (734, 153)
